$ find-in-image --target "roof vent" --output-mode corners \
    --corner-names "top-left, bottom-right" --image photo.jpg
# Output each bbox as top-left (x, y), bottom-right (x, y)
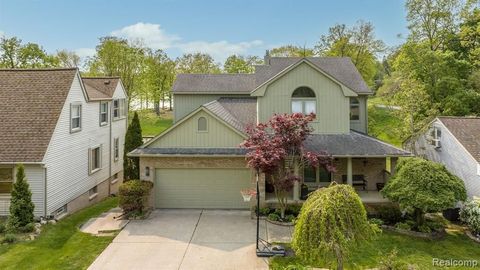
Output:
top-left (104, 80), bottom-right (111, 85)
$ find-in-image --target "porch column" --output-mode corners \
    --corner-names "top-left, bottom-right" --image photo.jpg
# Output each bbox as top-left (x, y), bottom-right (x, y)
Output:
top-left (293, 181), bottom-right (300, 201)
top-left (347, 157), bottom-right (353, 185)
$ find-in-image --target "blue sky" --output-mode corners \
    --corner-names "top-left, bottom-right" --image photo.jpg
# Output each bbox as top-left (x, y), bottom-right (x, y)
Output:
top-left (0, 0), bottom-right (408, 62)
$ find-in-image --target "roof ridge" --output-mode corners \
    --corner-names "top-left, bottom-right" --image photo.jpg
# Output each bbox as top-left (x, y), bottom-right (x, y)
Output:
top-left (350, 130), bottom-right (411, 154)
top-left (0, 67), bottom-right (78, 71)
top-left (82, 76), bottom-right (120, 79)
top-left (438, 116), bottom-right (480, 119)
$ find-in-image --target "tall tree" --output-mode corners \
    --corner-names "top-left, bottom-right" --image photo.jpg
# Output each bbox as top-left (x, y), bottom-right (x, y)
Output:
top-left (406, 0), bottom-right (460, 51)
top-left (124, 112), bottom-right (143, 180)
top-left (176, 53), bottom-right (221, 74)
top-left (223, 55), bottom-right (262, 73)
top-left (269, 45), bottom-right (315, 57)
top-left (315, 21), bottom-right (385, 86)
top-left (56, 50), bottom-right (80, 68)
top-left (0, 36), bottom-right (58, 68)
top-left (8, 164), bottom-right (34, 231)
top-left (87, 37), bottom-right (146, 107)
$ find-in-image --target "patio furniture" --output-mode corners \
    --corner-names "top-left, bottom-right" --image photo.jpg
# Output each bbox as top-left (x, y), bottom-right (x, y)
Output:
top-left (342, 174), bottom-right (367, 190)
top-left (376, 183), bottom-right (385, 191)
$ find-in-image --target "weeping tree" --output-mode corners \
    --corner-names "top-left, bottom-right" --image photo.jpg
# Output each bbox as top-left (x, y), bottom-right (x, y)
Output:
top-left (124, 112), bottom-right (143, 180)
top-left (8, 164), bottom-right (34, 230)
top-left (382, 157), bottom-right (467, 227)
top-left (241, 113), bottom-right (335, 218)
top-left (292, 183), bottom-right (378, 270)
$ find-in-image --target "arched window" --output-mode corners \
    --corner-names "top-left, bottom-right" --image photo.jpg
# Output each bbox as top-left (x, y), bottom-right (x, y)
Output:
top-left (350, 98), bottom-right (360, 120)
top-left (291, 87), bottom-right (316, 114)
top-left (197, 117), bottom-right (207, 132)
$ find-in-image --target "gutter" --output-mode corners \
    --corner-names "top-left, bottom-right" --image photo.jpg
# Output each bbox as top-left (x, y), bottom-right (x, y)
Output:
top-left (127, 153), bottom-right (246, 158)
top-left (0, 162), bottom-right (45, 165)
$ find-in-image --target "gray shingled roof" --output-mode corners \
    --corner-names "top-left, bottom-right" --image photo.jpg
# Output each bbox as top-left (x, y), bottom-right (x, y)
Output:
top-left (173, 57), bottom-right (372, 95)
top-left (0, 68), bottom-right (78, 162)
top-left (203, 97), bottom-right (257, 133)
top-left (173, 74), bottom-right (256, 93)
top-left (82, 77), bottom-right (120, 100)
top-left (304, 132), bottom-right (411, 157)
top-left (438, 117), bottom-right (480, 162)
top-left (131, 131), bottom-right (410, 157)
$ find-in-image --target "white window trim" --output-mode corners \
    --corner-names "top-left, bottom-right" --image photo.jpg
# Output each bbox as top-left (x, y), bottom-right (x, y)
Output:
top-left (111, 173), bottom-right (119, 185)
top-left (197, 117), bottom-right (208, 133)
top-left (477, 163), bottom-right (480, 176)
top-left (70, 103), bottom-right (82, 133)
top-left (89, 145), bottom-right (102, 175)
top-left (113, 137), bottom-right (120, 162)
top-left (88, 186), bottom-right (98, 200)
top-left (291, 98), bottom-right (317, 115)
top-left (0, 166), bottom-right (14, 195)
top-left (99, 101), bottom-right (109, 126)
top-left (113, 98), bottom-right (127, 121)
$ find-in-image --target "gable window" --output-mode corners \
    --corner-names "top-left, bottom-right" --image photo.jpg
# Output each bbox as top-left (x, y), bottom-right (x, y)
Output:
top-left (113, 98), bottom-right (127, 120)
top-left (89, 145), bottom-right (102, 174)
top-left (350, 98), bottom-right (360, 121)
top-left (198, 117), bottom-right (208, 132)
top-left (113, 138), bottom-right (119, 161)
top-left (0, 167), bottom-right (13, 194)
top-left (70, 104), bottom-right (82, 132)
top-left (291, 87), bottom-right (316, 115)
top-left (100, 102), bottom-right (108, 126)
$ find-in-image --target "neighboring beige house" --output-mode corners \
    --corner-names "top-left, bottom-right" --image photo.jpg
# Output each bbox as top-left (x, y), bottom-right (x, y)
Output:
top-left (130, 57), bottom-right (411, 209)
top-left (406, 117), bottom-right (480, 198)
top-left (0, 68), bottom-right (128, 217)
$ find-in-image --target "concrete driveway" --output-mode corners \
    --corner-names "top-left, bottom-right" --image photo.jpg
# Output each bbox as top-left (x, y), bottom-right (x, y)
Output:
top-left (89, 209), bottom-right (292, 270)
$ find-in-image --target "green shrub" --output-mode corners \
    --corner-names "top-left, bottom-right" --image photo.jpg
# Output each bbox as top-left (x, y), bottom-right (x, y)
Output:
top-left (285, 214), bottom-right (295, 223)
top-left (268, 213), bottom-right (280, 221)
top-left (19, 223), bottom-right (35, 233)
top-left (369, 218), bottom-right (384, 226)
top-left (2, 233), bottom-right (16, 244)
top-left (118, 180), bottom-right (153, 216)
top-left (418, 224), bottom-right (431, 233)
top-left (286, 204), bottom-right (303, 216)
top-left (377, 248), bottom-right (409, 270)
top-left (376, 204), bottom-right (403, 225)
top-left (460, 199), bottom-right (480, 234)
top-left (0, 223), bottom-right (5, 233)
top-left (426, 220), bottom-right (444, 231)
top-left (292, 184), bottom-right (377, 269)
top-left (395, 222), bottom-right (411, 231)
top-left (8, 164), bottom-right (35, 229)
top-left (257, 207), bottom-right (271, 216)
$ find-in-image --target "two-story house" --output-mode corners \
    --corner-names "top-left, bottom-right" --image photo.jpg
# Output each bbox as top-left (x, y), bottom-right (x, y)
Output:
top-left (130, 57), bottom-right (410, 209)
top-left (0, 68), bottom-right (128, 218)
top-left (406, 117), bottom-right (480, 199)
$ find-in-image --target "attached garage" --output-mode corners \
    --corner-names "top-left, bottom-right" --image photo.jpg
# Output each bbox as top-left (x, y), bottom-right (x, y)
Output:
top-left (154, 168), bottom-right (252, 209)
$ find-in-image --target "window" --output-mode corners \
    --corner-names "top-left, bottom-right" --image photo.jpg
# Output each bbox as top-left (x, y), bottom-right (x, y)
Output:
top-left (100, 102), bottom-right (108, 126)
top-left (113, 99), bottom-right (127, 120)
top-left (303, 167), bottom-right (316, 183)
top-left (70, 104), bottom-right (82, 132)
top-left (198, 117), bottom-right (208, 132)
top-left (350, 98), bottom-right (360, 120)
top-left (0, 167), bottom-right (13, 194)
top-left (291, 87), bottom-right (316, 114)
top-left (303, 166), bottom-right (331, 188)
top-left (111, 173), bottom-right (119, 184)
top-left (113, 138), bottom-right (119, 161)
top-left (89, 186), bottom-right (98, 199)
top-left (89, 146), bottom-right (102, 174)
top-left (52, 205), bottom-right (67, 217)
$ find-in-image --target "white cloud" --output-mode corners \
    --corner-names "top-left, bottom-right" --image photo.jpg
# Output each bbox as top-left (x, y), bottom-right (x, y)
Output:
top-left (177, 40), bottom-right (263, 62)
top-left (74, 48), bottom-right (96, 59)
top-left (111, 22), bottom-right (180, 50)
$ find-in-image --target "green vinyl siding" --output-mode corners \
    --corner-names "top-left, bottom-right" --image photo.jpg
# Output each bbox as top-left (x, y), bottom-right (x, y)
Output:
top-left (257, 62), bottom-right (350, 134)
top-left (174, 94), bottom-right (249, 122)
top-left (155, 168), bottom-right (252, 209)
top-left (147, 110), bottom-right (245, 148)
top-left (350, 96), bottom-right (368, 133)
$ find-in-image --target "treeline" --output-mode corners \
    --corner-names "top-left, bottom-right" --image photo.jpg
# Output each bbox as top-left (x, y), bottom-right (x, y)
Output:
top-left (1, 0), bottom-right (479, 132)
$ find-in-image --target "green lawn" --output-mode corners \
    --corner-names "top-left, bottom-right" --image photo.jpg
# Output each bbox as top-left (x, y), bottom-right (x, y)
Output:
top-left (0, 197), bottom-right (118, 270)
top-left (132, 109), bottom-right (173, 137)
top-left (270, 228), bottom-right (480, 270)
top-left (368, 98), bottom-right (405, 147)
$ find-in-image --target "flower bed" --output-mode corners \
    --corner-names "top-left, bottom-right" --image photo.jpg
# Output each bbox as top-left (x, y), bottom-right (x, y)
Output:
top-left (381, 224), bottom-right (446, 239)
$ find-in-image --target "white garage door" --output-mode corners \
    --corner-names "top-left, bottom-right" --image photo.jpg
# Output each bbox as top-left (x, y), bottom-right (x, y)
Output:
top-left (155, 168), bottom-right (252, 209)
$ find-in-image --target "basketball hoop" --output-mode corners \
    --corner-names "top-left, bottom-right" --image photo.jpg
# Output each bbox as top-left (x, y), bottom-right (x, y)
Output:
top-left (240, 188), bottom-right (257, 202)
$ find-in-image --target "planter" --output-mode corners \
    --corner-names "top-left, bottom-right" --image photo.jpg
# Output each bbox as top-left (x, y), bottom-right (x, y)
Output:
top-left (442, 208), bottom-right (460, 222)
top-left (381, 225), bottom-right (446, 240)
top-left (465, 230), bottom-right (480, 244)
top-left (266, 218), bottom-right (295, 227)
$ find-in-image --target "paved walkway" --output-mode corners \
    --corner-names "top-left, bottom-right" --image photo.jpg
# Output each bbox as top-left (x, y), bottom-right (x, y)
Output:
top-left (89, 209), bottom-right (292, 270)
top-left (80, 208), bottom-right (129, 235)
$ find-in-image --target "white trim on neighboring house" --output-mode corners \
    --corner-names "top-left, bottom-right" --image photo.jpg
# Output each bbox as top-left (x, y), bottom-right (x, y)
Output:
top-left (173, 92), bottom-right (249, 95)
top-left (141, 106), bottom-right (248, 148)
top-left (437, 118), bottom-right (480, 167)
top-left (251, 58), bottom-right (359, 97)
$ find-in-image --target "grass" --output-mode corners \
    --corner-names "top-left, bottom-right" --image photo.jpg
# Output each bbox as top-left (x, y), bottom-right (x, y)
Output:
top-left (270, 228), bottom-right (480, 270)
top-left (0, 197), bottom-right (118, 270)
top-left (368, 97), bottom-right (405, 147)
top-left (132, 109), bottom-right (173, 137)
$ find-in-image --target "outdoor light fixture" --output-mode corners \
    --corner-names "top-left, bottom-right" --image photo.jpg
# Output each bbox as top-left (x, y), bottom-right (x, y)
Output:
top-left (145, 166), bottom-right (150, 177)
top-left (242, 170), bottom-right (286, 258)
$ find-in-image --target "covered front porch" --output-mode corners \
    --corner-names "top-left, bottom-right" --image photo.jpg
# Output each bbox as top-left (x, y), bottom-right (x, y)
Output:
top-left (263, 156), bottom-right (397, 205)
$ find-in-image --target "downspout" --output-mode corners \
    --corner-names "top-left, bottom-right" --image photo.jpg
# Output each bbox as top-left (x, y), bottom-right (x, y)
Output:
top-left (108, 100), bottom-right (112, 195)
top-left (43, 166), bottom-right (47, 217)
